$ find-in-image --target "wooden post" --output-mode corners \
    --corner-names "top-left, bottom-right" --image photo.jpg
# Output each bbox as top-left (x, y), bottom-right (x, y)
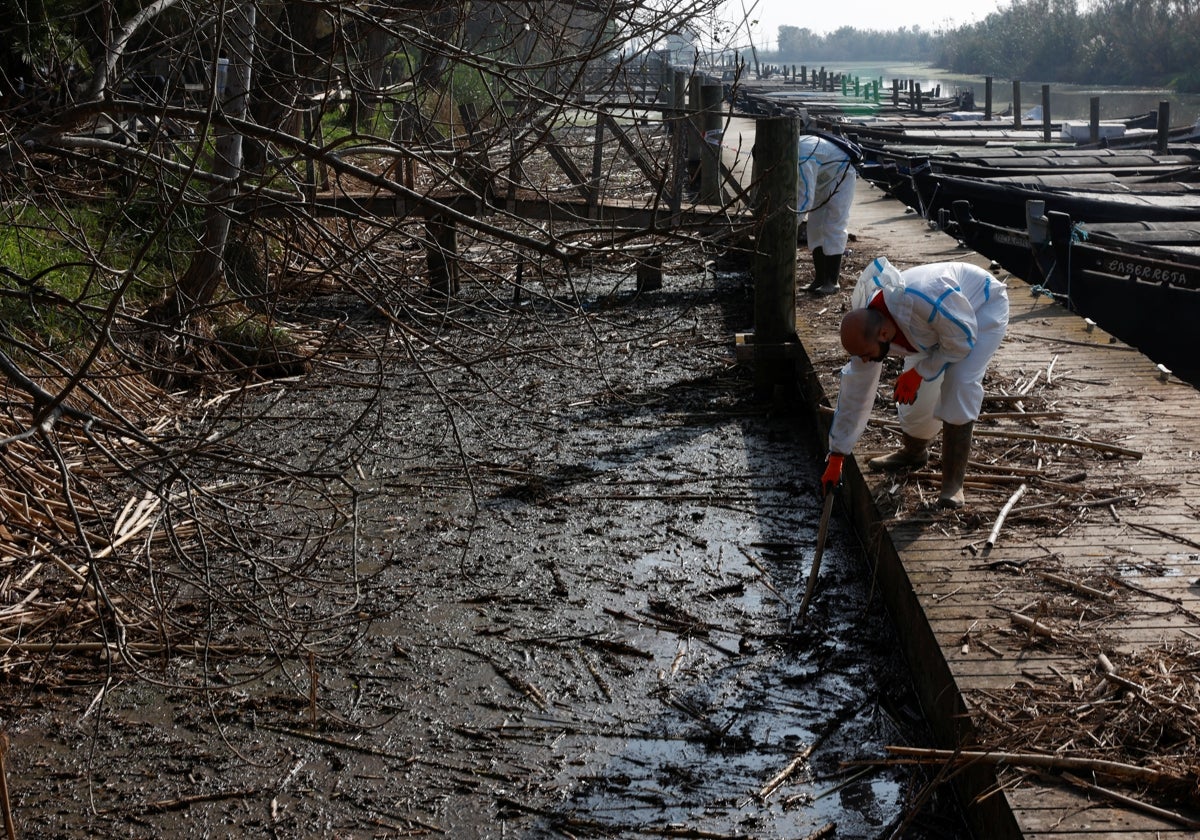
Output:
top-left (425, 215), bottom-right (459, 295)
top-left (1158, 100), bottom-right (1171, 152)
top-left (750, 116), bottom-right (799, 398)
top-left (302, 107), bottom-right (317, 200)
top-left (1012, 80), bottom-right (1022, 129)
top-left (985, 76), bottom-right (993, 119)
top-left (1041, 84), bottom-right (1052, 142)
top-left (636, 251), bottom-right (663, 293)
top-left (1089, 96), bottom-right (1100, 144)
top-left (699, 83), bottom-right (724, 206)
top-left (589, 114), bottom-right (606, 219)
top-left (390, 101), bottom-right (417, 189)
top-left (892, 79), bottom-right (900, 108)
top-left (505, 135), bottom-right (523, 213)
top-left (914, 83), bottom-right (923, 113)
top-left (670, 70), bottom-right (687, 218)
top-left (686, 74), bottom-right (702, 191)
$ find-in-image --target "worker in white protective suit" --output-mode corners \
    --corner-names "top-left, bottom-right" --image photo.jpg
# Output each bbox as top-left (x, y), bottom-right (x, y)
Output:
top-left (797, 132), bottom-right (858, 296)
top-left (819, 258), bottom-right (1009, 509)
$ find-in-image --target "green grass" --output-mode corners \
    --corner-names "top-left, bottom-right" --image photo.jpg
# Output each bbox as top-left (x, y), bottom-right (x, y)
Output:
top-left (0, 202), bottom-right (175, 336)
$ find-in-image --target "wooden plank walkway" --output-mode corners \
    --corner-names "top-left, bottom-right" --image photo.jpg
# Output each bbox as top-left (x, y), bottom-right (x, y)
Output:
top-left (792, 182), bottom-right (1200, 839)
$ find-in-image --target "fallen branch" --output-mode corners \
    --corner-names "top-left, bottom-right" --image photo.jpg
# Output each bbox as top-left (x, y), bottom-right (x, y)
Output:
top-left (985, 483), bottom-right (1026, 549)
top-left (759, 744), bottom-right (816, 800)
top-left (1061, 772), bottom-right (1200, 829)
top-left (0, 639), bottom-right (258, 656)
top-left (882, 746), bottom-right (1188, 789)
top-left (972, 428), bottom-right (1141, 459)
top-left (1011, 493), bottom-right (1140, 515)
top-left (1124, 520), bottom-right (1200, 552)
top-left (1008, 611), bottom-right (1054, 639)
top-left (1034, 571), bottom-right (1116, 602)
top-left (581, 635), bottom-right (654, 660)
top-left (105, 787), bottom-right (260, 816)
top-left (977, 410), bottom-right (1064, 421)
top-left (0, 733), bottom-right (14, 840)
top-left (1098, 653), bottom-right (1200, 715)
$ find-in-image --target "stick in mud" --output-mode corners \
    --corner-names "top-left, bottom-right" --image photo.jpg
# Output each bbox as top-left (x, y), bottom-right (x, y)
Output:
top-left (797, 492), bottom-right (836, 622)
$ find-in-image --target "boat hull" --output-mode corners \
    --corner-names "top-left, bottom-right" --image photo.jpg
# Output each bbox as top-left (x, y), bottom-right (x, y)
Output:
top-left (953, 202), bottom-right (1200, 384)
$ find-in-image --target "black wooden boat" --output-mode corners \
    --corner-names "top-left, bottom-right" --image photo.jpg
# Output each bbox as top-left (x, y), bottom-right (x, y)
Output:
top-left (950, 200), bottom-right (1200, 383)
top-left (917, 171), bottom-right (1200, 229)
top-left (1036, 211), bottom-right (1200, 382)
top-left (833, 110), bottom-right (1165, 147)
top-left (855, 142), bottom-right (1200, 212)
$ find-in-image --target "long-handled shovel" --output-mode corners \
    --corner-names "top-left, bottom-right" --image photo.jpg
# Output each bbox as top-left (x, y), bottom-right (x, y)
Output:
top-left (797, 491), bottom-right (835, 621)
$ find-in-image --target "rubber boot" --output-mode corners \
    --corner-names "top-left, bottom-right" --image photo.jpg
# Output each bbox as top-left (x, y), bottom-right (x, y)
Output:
top-left (938, 421), bottom-right (975, 509)
top-left (804, 247), bottom-right (825, 292)
top-left (867, 432), bottom-right (931, 471)
top-left (813, 251), bottom-right (842, 296)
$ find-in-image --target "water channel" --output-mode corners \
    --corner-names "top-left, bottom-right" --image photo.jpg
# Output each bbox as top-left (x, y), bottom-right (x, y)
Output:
top-left (809, 60), bottom-right (1200, 124)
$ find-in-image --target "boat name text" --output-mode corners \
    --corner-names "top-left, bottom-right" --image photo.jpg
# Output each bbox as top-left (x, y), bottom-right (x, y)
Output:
top-left (1106, 258), bottom-right (1198, 290)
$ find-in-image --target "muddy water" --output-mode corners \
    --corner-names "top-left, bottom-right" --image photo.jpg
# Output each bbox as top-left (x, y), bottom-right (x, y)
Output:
top-left (5, 261), bottom-right (966, 838)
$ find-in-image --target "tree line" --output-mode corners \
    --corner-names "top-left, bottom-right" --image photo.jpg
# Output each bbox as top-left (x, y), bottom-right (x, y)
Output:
top-left (772, 0), bottom-right (1200, 92)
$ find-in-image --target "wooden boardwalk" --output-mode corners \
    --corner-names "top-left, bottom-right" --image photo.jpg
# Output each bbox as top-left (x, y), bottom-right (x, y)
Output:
top-left (792, 183), bottom-right (1200, 839)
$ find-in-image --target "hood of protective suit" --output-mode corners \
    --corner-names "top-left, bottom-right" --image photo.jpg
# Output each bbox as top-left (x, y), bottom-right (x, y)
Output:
top-left (851, 256), bottom-right (920, 331)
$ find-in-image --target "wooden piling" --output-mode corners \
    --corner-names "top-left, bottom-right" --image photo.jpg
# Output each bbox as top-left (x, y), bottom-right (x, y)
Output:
top-left (1012, 80), bottom-right (1022, 129)
top-left (1041, 84), bottom-right (1052, 142)
top-left (389, 101), bottom-right (417, 190)
top-left (985, 76), bottom-right (993, 119)
top-left (589, 116), bottom-right (605, 217)
top-left (636, 251), bottom-right (663, 293)
top-left (1158, 100), bottom-right (1171, 152)
top-left (1089, 96), bottom-right (1101, 144)
top-left (749, 116), bottom-right (799, 397)
top-left (425, 215), bottom-right (460, 295)
top-left (686, 75), bottom-right (702, 190)
top-left (670, 70), bottom-right (687, 219)
top-left (699, 83), bottom-right (724, 206)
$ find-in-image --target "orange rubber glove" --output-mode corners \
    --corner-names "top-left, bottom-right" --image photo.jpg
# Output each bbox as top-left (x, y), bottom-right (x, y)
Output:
top-left (821, 454), bottom-right (844, 495)
top-left (894, 367), bottom-right (923, 405)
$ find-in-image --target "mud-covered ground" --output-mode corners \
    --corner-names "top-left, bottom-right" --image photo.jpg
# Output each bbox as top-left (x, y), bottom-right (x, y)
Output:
top-left (3, 233), bottom-right (968, 838)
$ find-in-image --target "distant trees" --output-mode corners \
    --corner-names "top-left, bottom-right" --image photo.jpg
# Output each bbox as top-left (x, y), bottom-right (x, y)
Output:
top-left (775, 24), bottom-right (941, 62)
top-left (936, 0), bottom-right (1200, 91)
top-left (770, 0), bottom-right (1200, 92)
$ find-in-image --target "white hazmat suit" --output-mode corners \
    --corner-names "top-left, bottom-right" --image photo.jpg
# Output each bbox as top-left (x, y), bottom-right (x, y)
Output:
top-left (828, 258), bottom-right (1010, 457)
top-left (797, 133), bottom-right (857, 255)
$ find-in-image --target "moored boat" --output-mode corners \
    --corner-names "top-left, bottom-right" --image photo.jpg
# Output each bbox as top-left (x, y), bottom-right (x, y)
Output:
top-left (951, 200), bottom-right (1200, 384)
top-left (916, 171), bottom-right (1200, 229)
top-left (858, 144), bottom-right (1200, 212)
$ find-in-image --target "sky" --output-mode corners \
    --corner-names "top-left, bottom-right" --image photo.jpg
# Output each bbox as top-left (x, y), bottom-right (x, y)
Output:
top-left (727, 0), bottom-right (1007, 47)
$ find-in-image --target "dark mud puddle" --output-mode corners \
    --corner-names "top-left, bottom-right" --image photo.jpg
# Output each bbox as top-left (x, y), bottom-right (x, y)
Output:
top-left (5, 257), bottom-right (966, 838)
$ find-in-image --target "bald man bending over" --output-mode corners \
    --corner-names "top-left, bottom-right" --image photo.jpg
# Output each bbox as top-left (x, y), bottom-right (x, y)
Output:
top-left (820, 258), bottom-right (1009, 509)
